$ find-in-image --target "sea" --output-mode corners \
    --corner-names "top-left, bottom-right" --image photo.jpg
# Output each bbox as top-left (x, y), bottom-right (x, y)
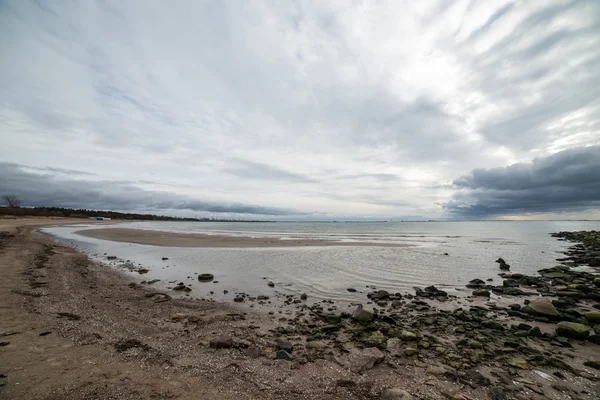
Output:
top-left (42, 220), bottom-right (600, 303)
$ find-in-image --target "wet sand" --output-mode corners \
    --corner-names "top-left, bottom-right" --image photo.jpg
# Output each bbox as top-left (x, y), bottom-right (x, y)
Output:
top-left (76, 227), bottom-right (413, 247)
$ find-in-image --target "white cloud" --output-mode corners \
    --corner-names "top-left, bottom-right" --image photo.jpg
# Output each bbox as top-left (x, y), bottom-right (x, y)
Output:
top-left (1, 0), bottom-right (599, 219)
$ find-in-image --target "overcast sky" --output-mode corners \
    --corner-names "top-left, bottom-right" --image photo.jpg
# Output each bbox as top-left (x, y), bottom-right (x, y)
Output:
top-left (1, 0), bottom-right (599, 220)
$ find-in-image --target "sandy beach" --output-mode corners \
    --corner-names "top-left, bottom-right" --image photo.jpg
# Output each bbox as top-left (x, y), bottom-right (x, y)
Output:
top-left (76, 227), bottom-right (412, 247)
top-left (2, 217), bottom-right (600, 400)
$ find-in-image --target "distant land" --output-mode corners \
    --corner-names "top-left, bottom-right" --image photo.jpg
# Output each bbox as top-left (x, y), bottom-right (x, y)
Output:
top-left (0, 206), bottom-right (272, 222)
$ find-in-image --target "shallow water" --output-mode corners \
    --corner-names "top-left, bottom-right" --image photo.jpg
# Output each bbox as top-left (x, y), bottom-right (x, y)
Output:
top-left (42, 221), bottom-right (599, 302)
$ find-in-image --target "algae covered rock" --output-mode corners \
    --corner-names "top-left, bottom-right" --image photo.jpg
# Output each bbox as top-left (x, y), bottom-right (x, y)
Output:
top-left (555, 321), bottom-right (590, 339)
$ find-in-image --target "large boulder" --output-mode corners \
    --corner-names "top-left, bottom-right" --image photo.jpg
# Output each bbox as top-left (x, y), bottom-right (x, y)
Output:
top-left (352, 304), bottom-right (374, 322)
top-left (522, 297), bottom-right (560, 318)
top-left (556, 322), bottom-right (590, 339)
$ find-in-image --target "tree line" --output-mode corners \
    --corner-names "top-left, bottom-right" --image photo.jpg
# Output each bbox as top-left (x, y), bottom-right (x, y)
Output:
top-left (1, 196), bottom-right (271, 222)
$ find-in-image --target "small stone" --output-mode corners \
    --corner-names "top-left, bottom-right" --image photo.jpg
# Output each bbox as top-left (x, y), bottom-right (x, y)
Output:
top-left (277, 341), bottom-right (294, 353)
top-left (347, 288), bottom-right (357, 292)
top-left (584, 360), bottom-right (600, 369)
top-left (403, 347), bottom-right (418, 356)
top-left (197, 273), bottom-right (214, 282)
top-left (352, 304), bottom-right (374, 322)
top-left (210, 336), bottom-right (233, 349)
top-left (510, 359), bottom-right (528, 370)
top-left (233, 296), bottom-right (244, 303)
top-left (275, 350), bottom-right (293, 361)
top-left (245, 345), bottom-right (263, 358)
top-left (472, 289), bottom-right (490, 297)
top-left (170, 313), bottom-right (188, 321)
top-left (400, 330), bottom-right (418, 341)
top-left (300, 293), bottom-right (308, 300)
top-left (268, 281), bottom-right (275, 287)
top-left (380, 388), bottom-right (413, 400)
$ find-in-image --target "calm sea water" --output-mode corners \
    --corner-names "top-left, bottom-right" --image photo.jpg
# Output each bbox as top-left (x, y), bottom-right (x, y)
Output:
top-left (43, 221), bottom-right (599, 302)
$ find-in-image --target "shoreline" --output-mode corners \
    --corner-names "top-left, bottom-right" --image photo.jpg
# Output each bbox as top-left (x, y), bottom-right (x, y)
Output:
top-left (75, 227), bottom-right (414, 247)
top-left (1, 218), bottom-right (599, 400)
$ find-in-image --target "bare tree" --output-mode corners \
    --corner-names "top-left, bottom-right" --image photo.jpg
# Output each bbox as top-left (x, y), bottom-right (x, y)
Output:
top-left (3, 195), bottom-right (21, 207)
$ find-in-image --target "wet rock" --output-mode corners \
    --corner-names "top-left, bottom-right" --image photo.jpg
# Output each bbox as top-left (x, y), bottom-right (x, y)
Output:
top-left (377, 300), bottom-right (388, 307)
top-left (380, 388), bottom-right (413, 400)
top-left (197, 273), bottom-right (214, 282)
top-left (488, 386), bottom-right (509, 400)
top-left (502, 279), bottom-right (519, 287)
top-left (257, 295), bottom-right (269, 300)
top-left (107, 256), bottom-right (117, 260)
top-left (472, 289), bottom-right (490, 297)
top-left (522, 297), bottom-right (559, 318)
top-left (403, 347), bottom-right (418, 356)
top-left (300, 293), bottom-right (308, 300)
top-left (584, 311), bottom-right (600, 323)
top-left (347, 288), bottom-right (357, 292)
top-left (465, 368), bottom-right (491, 386)
top-left (172, 282), bottom-right (191, 292)
top-left (467, 278), bottom-right (486, 289)
top-left (161, 257), bottom-right (169, 260)
top-left (400, 330), bottom-right (418, 341)
top-left (555, 321), bottom-right (590, 339)
top-left (482, 320), bottom-right (504, 330)
top-left (277, 341), bottom-right (294, 353)
top-left (137, 268), bottom-right (149, 274)
top-left (325, 314), bottom-right (341, 324)
top-left (352, 304), bottom-right (374, 322)
top-left (275, 350), bottom-right (293, 361)
top-left (594, 277), bottom-right (600, 287)
top-left (233, 296), bottom-right (244, 303)
top-left (583, 360), bottom-right (600, 369)
top-left (391, 300), bottom-right (403, 308)
top-left (210, 336), bottom-right (234, 349)
top-left (364, 330), bottom-right (387, 348)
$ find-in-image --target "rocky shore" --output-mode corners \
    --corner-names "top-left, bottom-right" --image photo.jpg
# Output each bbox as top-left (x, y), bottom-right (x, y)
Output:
top-left (1, 220), bottom-right (599, 399)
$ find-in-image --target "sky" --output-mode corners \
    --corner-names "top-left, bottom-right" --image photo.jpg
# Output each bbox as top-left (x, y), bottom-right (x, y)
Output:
top-left (1, 0), bottom-right (599, 220)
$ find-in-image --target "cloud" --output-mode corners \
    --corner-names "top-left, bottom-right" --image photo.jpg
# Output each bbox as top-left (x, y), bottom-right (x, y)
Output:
top-left (0, 163), bottom-right (294, 216)
top-left (0, 1), bottom-right (599, 219)
top-left (444, 146), bottom-right (600, 218)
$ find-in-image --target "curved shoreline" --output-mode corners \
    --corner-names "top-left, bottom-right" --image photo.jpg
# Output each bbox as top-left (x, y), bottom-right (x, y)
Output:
top-left (75, 227), bottom-right (413, 248)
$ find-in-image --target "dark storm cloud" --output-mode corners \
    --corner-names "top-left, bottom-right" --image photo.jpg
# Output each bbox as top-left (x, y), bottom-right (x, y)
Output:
top-left (0, 163), bottom-right (293, 216)
top-left (445, 146), bottom-right (600, 217)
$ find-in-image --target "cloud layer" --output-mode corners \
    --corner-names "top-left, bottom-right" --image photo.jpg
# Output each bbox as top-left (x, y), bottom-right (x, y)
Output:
top-left (1, 1), bottom-right (599, 219)
top-left (445, 146), bottom-right (600, 217)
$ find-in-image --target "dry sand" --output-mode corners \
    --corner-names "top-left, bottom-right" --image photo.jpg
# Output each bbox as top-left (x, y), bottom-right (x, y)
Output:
top-left (76, 227), bottom-right (412, 248)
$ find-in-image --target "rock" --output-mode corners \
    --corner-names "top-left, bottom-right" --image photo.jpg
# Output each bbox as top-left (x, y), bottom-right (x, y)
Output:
top-left (233, 296), bottom-right (244, 303)
top-left (257, 295), bottom-right (269, 300)
top-left (347, 288), bottom-right (357, 292)
top-left (472, 289), bottom-right (490, 297)
top-left (583, 360), bottom-right (600, 369)
top-left (352, 304), bottom-right (374, 322)
top-left (161, 257), bottom-right (169, 260)
top-left (386, 338), bottom-right (402, 354)
top-left (300, 293), bottom-right (308, 300)
top-left (403, 347), bottom-right (418, 356)
top-left (170, 313), bottom-right (188, 321)
top-left (482, 320), bottom-right (504, 330)
top-left (510, 359), bottom-right (528, 369)
top-left (277, 341), bottom-right (294, 353)
top-left (467, 279), bottom-right (486, 288)
top-left (400, 330), bottom-right (418, 341)
top-left (138, 268), bottom-right (149, 274)
top-left (522, 297), bottom-right (560, 317)
top-left (245, 345), bottom-right (263, 358)
top-left (495, 258), bottom-right (506, 264)
top-left (276, 350), bottom-right (293, 361)
top-left (267, 281), bottom-right (275, 287)
top-left (209, 336), bottom-right (234, 349)
top-left (114, 339), bottom-right (149, 352)
top-left (584, 311), bottom-right (600, 323)
top-left (325, 314), bottom-right (341, 324)
top-left (469, 340), bottom-right (483, 349)
top-left (345, 347), bottom-right (385, 373)
top-left (488, 386), bottom-right (509, 400)
top-left (377, 300), bottom-right (388, 307)
top-left (381, 388), bottom-right (413, 400)
top-left (503, 279), bottom-right (519, 287)
top-left (107, 256), bottom-right (117, 260)
top-left (364, 330), bottom-right (387, 348)
top-left (391, 300), bottom-right (403, 308)
top-left (197, 273), bottom-right (214, 282)
top-left (555, 321), bottom-right (590, 339)
top-left (594, 278), bottom-right (600, 288)
top-left (465, 368), bottom-right (491, 386)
